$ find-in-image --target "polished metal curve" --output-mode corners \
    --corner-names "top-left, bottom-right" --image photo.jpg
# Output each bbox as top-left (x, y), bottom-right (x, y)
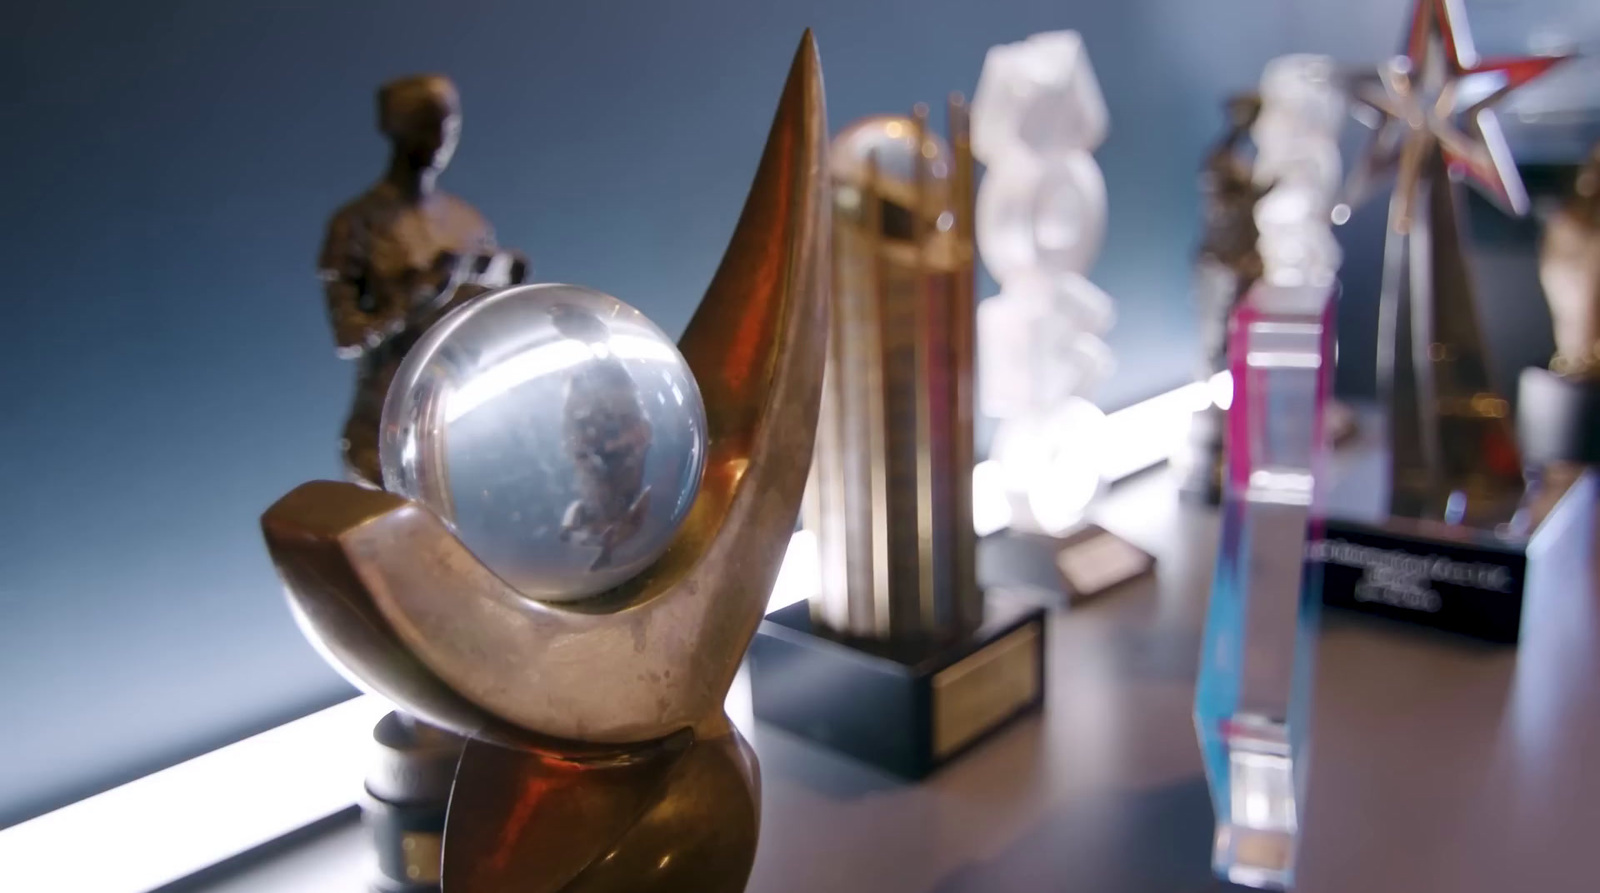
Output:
top-left (262, 33), bottom-right (828, 747)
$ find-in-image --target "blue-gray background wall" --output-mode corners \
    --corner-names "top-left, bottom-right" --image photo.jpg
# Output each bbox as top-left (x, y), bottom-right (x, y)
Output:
top-left (2, 0), bottom-right (1594, 827)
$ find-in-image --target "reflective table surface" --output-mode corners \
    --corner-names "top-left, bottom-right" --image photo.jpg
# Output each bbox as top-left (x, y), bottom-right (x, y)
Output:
top-left (197, 461), bottom-right (1600, 893)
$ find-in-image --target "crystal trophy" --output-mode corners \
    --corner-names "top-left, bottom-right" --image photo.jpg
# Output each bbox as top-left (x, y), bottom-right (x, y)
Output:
top-left (746, 103), bottom-right (1048, 779)
top-left (1195, 281), bottom-right (1335, 891)
top-left (261, 34), bottom-right (827, 893)
top-left (1320, 0), bottom-right (1579, 642)
top-left (968, 30), bottom-right (1152, 600)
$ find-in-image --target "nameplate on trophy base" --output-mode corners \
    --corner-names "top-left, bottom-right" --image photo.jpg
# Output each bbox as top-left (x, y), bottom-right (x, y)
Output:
top-left (747, 591), bottom-right (1047, 779)
top-left (1313, 470), bottom-right (1593, 645)
top-left (1312, 519), bottom-right (1528, 643)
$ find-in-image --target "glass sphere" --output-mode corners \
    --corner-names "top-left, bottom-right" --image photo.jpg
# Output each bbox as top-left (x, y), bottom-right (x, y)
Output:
top-left (380, 284), bottom-right (707, 602)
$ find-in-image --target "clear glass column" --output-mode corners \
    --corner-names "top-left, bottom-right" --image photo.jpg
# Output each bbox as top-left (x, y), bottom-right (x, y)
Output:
top-left (1195, 283), bottom-right (1335, 889)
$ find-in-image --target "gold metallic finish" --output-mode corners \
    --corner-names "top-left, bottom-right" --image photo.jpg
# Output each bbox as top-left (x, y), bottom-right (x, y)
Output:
top-left (931, 624), bottom-right (1040, 758)
top-left (1346, 0), bottom-right (1568, 527)
top-left (808, 105), bottom-right (981, 642)
top-left (946, 94), bottom-right (979, 611)
top-left (263, 32), bottom-right (829, 893)
top-left (401, 832), bottom-right (443, 883)
top-left (911, 104), bottom-right (937, 630)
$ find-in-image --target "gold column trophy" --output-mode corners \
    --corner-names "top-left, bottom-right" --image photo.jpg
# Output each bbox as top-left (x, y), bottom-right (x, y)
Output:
top-left (746, 104), bottom-right (1048, 779)
top-left (1518, 143), bottom-right (1600, 467)
top-left (264, 33), bottom-right (827, 893)
top-left (1315, 0), bottom-right (1585, 642)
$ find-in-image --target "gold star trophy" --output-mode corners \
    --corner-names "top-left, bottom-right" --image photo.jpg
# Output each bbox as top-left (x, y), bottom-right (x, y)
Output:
top-left (1316, 0), bottom-right (1587, 641)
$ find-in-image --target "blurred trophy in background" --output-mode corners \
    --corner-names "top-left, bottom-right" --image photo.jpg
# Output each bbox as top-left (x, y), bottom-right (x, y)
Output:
top-left (969, 30), bottom-right (1152, 601)
top-left (748, 104), bottom-right (1047, 780)
top-left (315, 73), bottom-right (527, 893)
top-left (1177, 93), bottom-right (1268, 503)
top-left (270, 35), bottom-right (828, 893)
top-left (1519, 143), bottom-right (1600, 467)
top-left (1317, 0), bottom-right (1580, 642)
top-left (1193, 54), bottom-right (1343, 891)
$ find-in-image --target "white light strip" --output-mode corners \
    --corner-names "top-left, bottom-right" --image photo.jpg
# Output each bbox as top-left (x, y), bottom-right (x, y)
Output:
top-left (0, 380), bottom-right (1202, 893)
top-left (0, 696), bottom-right (391, 893)
top-left (1100, 380), bottom-right (1210, 482)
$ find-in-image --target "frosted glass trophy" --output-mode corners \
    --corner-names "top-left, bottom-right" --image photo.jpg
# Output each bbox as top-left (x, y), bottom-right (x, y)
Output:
top-left (971, 31), bottom-right (1151, 600)
top-left (1195, 282), bottom-right (1334, 890)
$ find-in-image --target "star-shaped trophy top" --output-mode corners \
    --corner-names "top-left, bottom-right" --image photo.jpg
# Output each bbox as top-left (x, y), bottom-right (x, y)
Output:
top-left (1346, 0), bottom-right (1573, 231)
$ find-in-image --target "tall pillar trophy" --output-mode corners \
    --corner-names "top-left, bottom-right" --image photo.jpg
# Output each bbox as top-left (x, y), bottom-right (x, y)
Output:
top-left (1194, 54), bottom-right (1343, 892)
top-left (747, 103), bottom-right (1048, 779)
top-left (1519, 143), bottom-right (1600, 467)
top-left (1315, 0), bottom-right (1580, 642)
top-left (315, 74), bottom-right (529, 893)
top-left (268, 33), bottom-right (827, 893)
top-left (969, 30), bottom-right (1153, 601)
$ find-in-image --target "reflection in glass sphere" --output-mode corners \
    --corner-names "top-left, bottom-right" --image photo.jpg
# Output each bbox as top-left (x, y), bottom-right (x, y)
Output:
top-left (380, 284), bottom-right (707, 602)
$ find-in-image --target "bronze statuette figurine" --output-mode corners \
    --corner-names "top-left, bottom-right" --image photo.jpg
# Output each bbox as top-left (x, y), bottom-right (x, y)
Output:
top-left (318, 74), bottom-right (527, 486)
top-left (1543, 143), bottom-right (1600, 383)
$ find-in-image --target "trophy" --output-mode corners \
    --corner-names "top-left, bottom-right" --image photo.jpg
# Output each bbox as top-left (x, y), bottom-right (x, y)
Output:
top-left (746, 102), bottom-right (1047, 779)
top-left (1193, 56), bottom-right (1343, 890)
top-left (316, 73), bottom-right (531, 893)
top-left (1195, 279), bottom-right (1335, 891)
top-left (1519, 143), bottom-right (1600, 466)
top-left (319, 73), bottom-right (529, 489)
top-left (1178, 92), bottom-right (1269, 503)
top-left (1316, 0), bottom-right (1580, 642)
top-left (264, 33), bottom-right (827, 893)
top-left (968, 30), bottom-right (1153, 601)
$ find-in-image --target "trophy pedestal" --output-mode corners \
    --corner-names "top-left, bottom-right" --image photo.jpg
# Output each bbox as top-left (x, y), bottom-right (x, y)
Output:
top-left (980, 526), bottom-right (1154, 604)
top-left (1313, 404), bottom-right (1590, 643)
top-left (1518, 367), bottom-right (1600, 464)
top-left (1175, 404), bottom-right (1227, 505)
top-left (747, 591), bottom-right (1047, 779)
top-left (361, 712), bottom-right (463, 893)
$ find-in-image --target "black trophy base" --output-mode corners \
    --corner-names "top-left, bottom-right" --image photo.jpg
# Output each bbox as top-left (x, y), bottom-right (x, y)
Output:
top-left (747, 592), bottom-right (1047, 779)
top-left (1175, 405), bottom-right (1226, 505)
top-left (361, 711), bottom-right (464, 893)
top-left (1518, 366), bottom-right (1600, 464)
top-left (1313, 515), bottom-right (1532, 643)
top-left (1315, 465), bottom-right (1593, 645)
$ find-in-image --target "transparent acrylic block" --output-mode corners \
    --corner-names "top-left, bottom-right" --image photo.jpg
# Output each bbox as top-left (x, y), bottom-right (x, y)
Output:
top-left (1195, 283), bottom-right (1335, 890)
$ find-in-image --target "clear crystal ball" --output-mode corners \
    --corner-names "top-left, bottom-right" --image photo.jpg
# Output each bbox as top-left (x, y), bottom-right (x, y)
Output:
top-left (380, 284), bottom-right (707, 601)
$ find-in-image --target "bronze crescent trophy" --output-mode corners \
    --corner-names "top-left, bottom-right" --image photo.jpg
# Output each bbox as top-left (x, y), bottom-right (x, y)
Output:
top-left (264, 32), bottom-right (827, 893)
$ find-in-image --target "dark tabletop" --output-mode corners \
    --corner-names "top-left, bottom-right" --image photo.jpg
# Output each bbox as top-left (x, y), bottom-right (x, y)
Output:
top-left (195, 466), bottom-right (1600, 893)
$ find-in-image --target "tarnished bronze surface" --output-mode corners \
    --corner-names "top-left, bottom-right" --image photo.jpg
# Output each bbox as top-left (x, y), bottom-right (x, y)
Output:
top-left (265, 32), bottom-right (828, 893)
top-left (318, 74), bottom-right (528, 487)
top-left (1543, 143), bottom-right (1600, 382)
top-left (1195, 94), bottom-right (1266, 379)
